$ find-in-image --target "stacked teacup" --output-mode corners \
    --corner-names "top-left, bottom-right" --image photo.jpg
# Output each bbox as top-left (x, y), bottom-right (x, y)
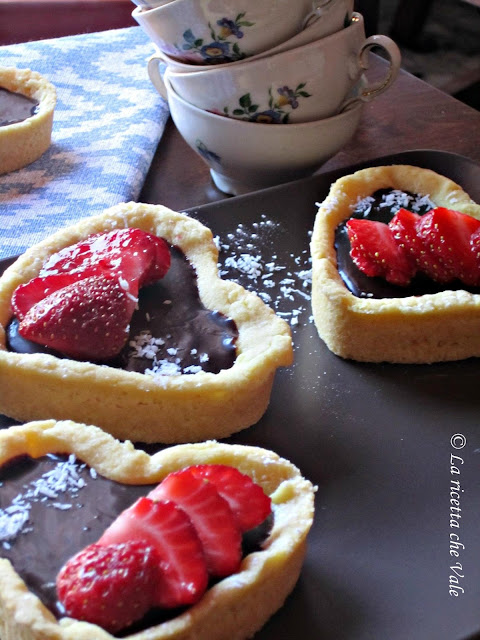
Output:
top-left (133, 0), bottom-right (401, 195)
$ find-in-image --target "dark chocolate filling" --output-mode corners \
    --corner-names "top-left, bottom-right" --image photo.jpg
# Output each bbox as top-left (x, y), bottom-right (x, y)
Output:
top-left (7, 246), bottom-right (238, 375)
top-left (335, 188), bottom-right (480, 299)
top-left (0, 87), bottom-right (39, 126)
top-left (0, 454), bottom-right (156, 619)
top-left (0, 454), bottom-right (273, 635)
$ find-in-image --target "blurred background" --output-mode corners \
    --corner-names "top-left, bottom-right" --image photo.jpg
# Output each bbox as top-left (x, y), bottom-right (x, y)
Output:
top-left (0, 0), bottom-right (479, 109)
top-left (375, 0), bottom-right (480, 109)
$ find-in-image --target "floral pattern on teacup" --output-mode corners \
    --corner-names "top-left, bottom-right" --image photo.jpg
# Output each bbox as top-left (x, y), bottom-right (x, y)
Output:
top-left (196, 139), bottom-right (222, 166)
top-left (179, 13), bottom-right (254, 63)
top-left (224, 84), bottom-right (311, 124)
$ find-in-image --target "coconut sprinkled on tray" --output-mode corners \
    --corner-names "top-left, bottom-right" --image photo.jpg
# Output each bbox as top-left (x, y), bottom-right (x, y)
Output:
top-left (215, 215), bottom-right (312, 334)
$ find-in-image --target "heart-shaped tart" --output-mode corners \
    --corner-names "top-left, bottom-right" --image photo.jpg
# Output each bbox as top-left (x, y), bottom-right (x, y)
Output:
top-left (0, 203), bottom-right (293, 442)
top-left (311, 164), bottom-right (480, 363)
top-left (0, 419), bottom-right (315, 640)
top-left (0, 67), bottom-right (56, 174)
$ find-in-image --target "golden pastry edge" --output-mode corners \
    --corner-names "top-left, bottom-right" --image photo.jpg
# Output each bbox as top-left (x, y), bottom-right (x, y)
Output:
top-left (310, 164), bottom-right (480, 363)
top-left (0, 202), bottom-right (293, 441)
top-left (0, 420), bottom-right (315, 640)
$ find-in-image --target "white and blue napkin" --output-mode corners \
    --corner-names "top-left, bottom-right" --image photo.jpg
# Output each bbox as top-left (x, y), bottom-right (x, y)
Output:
top-left (0, 26), bottom-right (169, 260)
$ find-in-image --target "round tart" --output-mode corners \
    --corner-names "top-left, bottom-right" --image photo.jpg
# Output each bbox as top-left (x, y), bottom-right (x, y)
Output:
top-left (311, 164), bottom-right (480, 363)
top-left (0, 202), bottom-right (293, 442)
top-left (0, 67), bottom-right (56, 175)
top-left (0, 419), bottom-right (315, 640)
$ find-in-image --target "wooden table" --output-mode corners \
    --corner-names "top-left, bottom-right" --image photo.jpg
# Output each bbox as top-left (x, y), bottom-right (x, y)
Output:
top-left (140, 55), bottom-right (480, 209)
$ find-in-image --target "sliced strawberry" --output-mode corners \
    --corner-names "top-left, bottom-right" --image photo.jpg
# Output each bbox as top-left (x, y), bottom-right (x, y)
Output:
top-left (470, 227), bottom-right (480, 270)
top-left (12, 272), bottom-right (86, 320)
top-left (18, 274), bottom-right (136, 360)
top-left (41, 228), bottom-right (171, 290)
top-left (346, 218), bottom-right (416, 286)
top-left (12, 230), bottom-right (170, 323)
top-left (149, 468), bottom-right (242, 577)
top-left (389, 208), bottom-right (422, 262)
top-left (389, 208), bottom-right (452, 283)
top-left (56, 541), bottom-right (159, 633)
top-left (98, 497), bottom-right (208, 609)
top-left (416, 207), bottom-right (480, 286)
top-left (141, 232), bottom-right (172, 286)
top-left (188, 464), bottom-right (271, 533)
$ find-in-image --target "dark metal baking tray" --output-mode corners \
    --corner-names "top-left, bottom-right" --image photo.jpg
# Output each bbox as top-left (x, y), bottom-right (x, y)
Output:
top-left (1, 150), bottom-right (480, 640)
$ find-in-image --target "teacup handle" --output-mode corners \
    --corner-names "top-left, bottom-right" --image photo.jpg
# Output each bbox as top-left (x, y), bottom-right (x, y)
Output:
top-left (343, 34), bottom-right (401, 108)
top-left (147, 54), bottom-right (169, 101)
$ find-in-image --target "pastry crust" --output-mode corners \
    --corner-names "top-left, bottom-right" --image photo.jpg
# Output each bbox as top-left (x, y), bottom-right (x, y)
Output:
top-left (311, 164), bottom-right (480, 363)
top-left (0, 67), bottom-right (56, 175)
top-left (0, 202), bottom-right (293, 442)
top-left (0, 419), bottom-right (315, 640)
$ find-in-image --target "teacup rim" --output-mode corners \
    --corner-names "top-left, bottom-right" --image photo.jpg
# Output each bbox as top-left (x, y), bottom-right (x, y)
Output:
top-left (164, 73), bottom-right (364, 129)
top-left (132, 0), bottom-right (191, 16)
top-left (133, 0), bottom-right (309, 17)
top-left (156, 12), bottom-right (363, 76)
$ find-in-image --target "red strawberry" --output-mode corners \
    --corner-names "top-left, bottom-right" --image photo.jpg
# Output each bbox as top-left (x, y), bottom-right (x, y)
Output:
top-left (141, 231), bottom-right (172, 286)
top-left (346, 218), bottom-right (416, 286)
top-left (416, 207), bottom-right (480, 285)
top-left (18, 275), bottom-right (136, 360)
top-left (149, 468), bottom-right (242, 577)
top-left (388, 207), bottom-right (452, 280)
top-left (41, 228), bottom-right (170, 289)
top-left (188, 464), bottom-right (271, 533)
top-left (12, 229), bottom-right (170, 322)
top-left (389, 208), bottom-right (422, 261)
top-left (470, 227), bottom-right (480, 268)
top-left (56, 541), bottom-right (159, 633)
top-left (12, 272), bottom-right (86, 320)
top-left (98, 496), bottom-right (208, 609)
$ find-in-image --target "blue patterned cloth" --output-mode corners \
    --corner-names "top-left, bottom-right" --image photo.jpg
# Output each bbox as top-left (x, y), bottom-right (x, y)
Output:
top-left (0, 27), bottom-right (169, 260)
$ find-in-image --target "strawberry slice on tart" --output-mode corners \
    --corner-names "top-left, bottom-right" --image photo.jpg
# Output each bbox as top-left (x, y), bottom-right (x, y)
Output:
top-left (416, 207), bottom-right (480, 286)
top-left (346, 217), bottom-right (416, 286)
top-left (10, 228), bottom-right (171, 361)
top-left (388, 208), bottom-right (422, 263)
top-left (149, 467), bottom-right (243, 577)
top-left (346, 206), bottom-right (480, 289)
top-left (17, 275), bottom-right (138, 361)
top-left (98, 496), bottom-right (209, 609)
top-left (56, 541), bottom-right (160, 634)
top-left (188, 464), bottom-right (272, 533)
top-left (40, 228), bottom-right (171, 288)
top-left (55, 463), bottom-right (275, 634)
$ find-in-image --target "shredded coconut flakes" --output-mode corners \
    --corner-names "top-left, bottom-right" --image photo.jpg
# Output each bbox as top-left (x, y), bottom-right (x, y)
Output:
top-left (0, 455), bottom-right (94, 545)
top-left (217, 214), bottom-right (312, 332)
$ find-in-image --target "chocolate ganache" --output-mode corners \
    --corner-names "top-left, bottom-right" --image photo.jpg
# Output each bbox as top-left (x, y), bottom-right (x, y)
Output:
top-left (335, 188), bottom-right (480, 299)
top-left (0, 454), bottom-right (156, 619)
top-left (0, 454), bottom-right (273, 635)
top-left (7, 245), bottom-right (238, 374)
top-left (0, 87), bottom-right (39, 126)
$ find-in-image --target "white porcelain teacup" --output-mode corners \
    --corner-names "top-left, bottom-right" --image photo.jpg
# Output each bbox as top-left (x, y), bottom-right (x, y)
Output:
top-left (150, 14), bottom-right (401, 124)
top-left (133, 0), bottom-right (351, 64)
top-left (146, 0), bottom-right (354, 73)
top-left (162, 72), bottom-right (366, 195)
